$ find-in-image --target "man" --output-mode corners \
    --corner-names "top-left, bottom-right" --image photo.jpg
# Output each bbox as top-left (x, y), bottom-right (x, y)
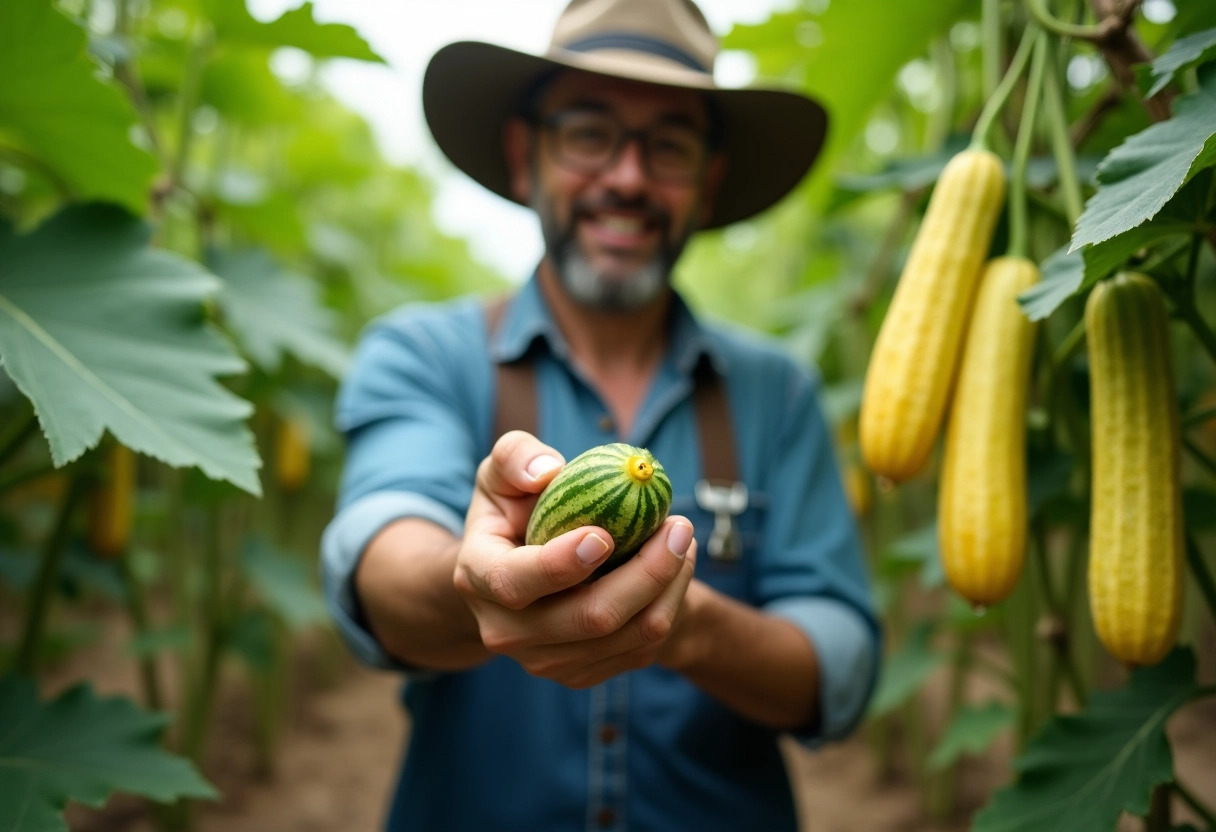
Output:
top-left (321, 0), bottom-right (880, 829)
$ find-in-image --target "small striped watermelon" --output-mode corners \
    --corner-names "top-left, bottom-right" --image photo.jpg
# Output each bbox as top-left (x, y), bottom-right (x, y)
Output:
top-left (527, 442), bottom-right (673, 575)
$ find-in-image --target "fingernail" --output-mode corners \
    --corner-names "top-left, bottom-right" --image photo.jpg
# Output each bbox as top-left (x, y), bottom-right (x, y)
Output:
top-left (666, 522), bottom-right (693, 558)
top-left (526, 454), bottom-right (561, 480)
top-left (576, 532), bottom-right (610, 565)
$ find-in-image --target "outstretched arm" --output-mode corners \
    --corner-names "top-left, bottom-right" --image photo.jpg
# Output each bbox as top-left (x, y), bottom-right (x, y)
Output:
top-left (355, 431), bottom-right (698, 688)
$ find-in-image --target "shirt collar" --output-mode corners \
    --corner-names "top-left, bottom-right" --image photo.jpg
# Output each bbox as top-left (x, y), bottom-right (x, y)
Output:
top-left (488, 271), bottom-right (728, 378)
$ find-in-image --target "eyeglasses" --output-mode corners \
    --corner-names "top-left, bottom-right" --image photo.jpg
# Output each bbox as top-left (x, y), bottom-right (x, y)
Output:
top-left (533, 109), bottom-right (711, 184)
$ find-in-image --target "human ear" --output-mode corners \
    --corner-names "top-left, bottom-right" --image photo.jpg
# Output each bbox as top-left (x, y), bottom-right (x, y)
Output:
top-left (503, 118), bottom-right (534, 203)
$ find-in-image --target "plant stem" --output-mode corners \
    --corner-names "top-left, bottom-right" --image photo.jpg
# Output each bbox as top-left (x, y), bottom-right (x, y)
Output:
top-left (983, 0), bottom-right (1002, 100)
top-left (113, 0), bottom-right (166, 165)
top-left (1025, 0), bottom-right (1113, 40)
top-left (1041, 39), bottom-right (1085, 225)
top-left (929, 632), bottom-right (974, 819)
top-left (926, 36), bottom-right (957, 152)
top-left (0, 410), bottom-right (39, 471)
top-left (1033, 522), bottom-right (1089, 707)
top-left (1184, 532), bottom-right (1216, 626)
top-left (169, 26), bottom-right (214, 193)
top-left (118, 556), bottom-right (164, 711)
top-left (182, 507), bottom-right (227, 765)
top-left (1173, 778), bottom-right (1216, 830)
top-left (972, 25), bottom-right (1039, 151)
top-left (1044, 319), bottom-right (1091, 464)
top-left (14, 475), bottom-right (89, 675)
top-left (1145, 782), bottom-right (1171, 831)
top-left (1010, 32), bottom-right (1049, 258)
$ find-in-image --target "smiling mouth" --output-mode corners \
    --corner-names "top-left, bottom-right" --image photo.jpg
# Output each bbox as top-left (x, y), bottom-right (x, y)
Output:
top-left (581, 211), bottom-right (662, 248)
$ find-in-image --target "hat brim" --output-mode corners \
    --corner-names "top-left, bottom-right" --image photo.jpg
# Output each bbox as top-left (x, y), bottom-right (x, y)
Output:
top-left (422, 41), bottom-right (828, 230)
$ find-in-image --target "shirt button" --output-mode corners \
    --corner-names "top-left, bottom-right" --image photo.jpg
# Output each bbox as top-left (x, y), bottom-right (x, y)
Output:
top-left (596, 808), bottom-right (616, 827)
top-left (597, 415), bottom-right (614, 433)
top-left (598, 724), bottom-right (618, 744)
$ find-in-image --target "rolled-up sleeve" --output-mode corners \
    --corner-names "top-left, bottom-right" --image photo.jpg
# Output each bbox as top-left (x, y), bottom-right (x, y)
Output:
top-left (320, 302), bottom-right (488, 670)
top-left (750, 360), bottom-right (881, 746)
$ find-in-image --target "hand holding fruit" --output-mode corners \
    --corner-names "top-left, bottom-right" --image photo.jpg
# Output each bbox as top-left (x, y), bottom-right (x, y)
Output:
top-left (452, 431), bottom-right (698, 688)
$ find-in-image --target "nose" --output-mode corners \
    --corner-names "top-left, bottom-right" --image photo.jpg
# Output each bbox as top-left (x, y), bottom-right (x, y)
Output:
top-left (600, 134), bottom-right (649, 194)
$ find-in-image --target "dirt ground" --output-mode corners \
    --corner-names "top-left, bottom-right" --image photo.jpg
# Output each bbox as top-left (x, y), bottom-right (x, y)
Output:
top-left (34, 604), bottom-right (1216, 832)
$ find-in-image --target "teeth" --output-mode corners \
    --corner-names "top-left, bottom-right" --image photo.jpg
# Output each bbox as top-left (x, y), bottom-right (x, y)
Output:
top-left (597, 216), bottom-right (644, 235)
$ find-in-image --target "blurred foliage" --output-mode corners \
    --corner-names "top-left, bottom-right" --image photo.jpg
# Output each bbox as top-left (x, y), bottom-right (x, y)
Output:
top-left (2, 0), bottom-right (1216, 828)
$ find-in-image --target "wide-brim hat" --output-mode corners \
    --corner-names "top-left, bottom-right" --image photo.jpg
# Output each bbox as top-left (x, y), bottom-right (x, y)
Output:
top-left (422, 0), bottom-right (828, 230)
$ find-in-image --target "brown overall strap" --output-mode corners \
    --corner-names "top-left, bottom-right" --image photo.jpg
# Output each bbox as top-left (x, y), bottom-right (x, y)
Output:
top-left (484, 296), bottom-right (738, 483)
top-left (486, 296), bottom-right (538, 441)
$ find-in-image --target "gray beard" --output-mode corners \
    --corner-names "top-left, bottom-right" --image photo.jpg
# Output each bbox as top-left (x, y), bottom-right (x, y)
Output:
top-left (531, 184), bottom-right (693, 314)
top-left (550, 237), bottom-right (669, 313)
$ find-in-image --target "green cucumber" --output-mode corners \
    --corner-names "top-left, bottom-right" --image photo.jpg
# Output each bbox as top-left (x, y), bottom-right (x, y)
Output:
top-left (526, 442), bottom-right (673, 573)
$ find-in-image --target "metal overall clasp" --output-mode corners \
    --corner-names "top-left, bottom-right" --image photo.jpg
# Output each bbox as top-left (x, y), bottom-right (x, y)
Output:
top-left (694, 480), bottom-right (748, 562)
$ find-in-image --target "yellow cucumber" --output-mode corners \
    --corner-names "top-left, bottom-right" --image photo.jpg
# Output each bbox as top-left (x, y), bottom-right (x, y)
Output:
top-left (860, 149), bottom-right (1006, 482)
top-left (275, 416), bottom-right (311, 493)
top-left (938, 257), bottom-right (1039, 607)
top-left (1086, 272), bottom-right (1183, 667)
top-left (88, 444), bottom-right (135, 559)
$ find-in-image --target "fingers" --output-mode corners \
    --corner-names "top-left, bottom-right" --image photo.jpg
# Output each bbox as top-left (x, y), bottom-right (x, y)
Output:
top-left (477, 430), bottom-right (564, 500)
top-left (514, 539), bottom-right (699, 688)
top-left (461, 525), bottom-right (616, 614)
top-left (482, 516), bottom-right (694, 649)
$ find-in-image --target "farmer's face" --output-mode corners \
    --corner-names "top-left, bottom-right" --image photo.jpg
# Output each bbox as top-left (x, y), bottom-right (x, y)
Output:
top-left (511, 72), bottom-right (723, 312)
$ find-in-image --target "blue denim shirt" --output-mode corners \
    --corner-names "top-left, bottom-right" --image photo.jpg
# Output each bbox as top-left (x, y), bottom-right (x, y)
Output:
top-left (321, 275), bottom-right (880, 831)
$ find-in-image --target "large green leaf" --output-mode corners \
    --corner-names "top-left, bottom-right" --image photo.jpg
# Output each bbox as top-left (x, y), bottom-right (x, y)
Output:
top-left (1017, 245), bottom-right (1085, 322)
top-left (210, 248), bottom-right (350, 378)
top-left (1141, 27), bottom-right (1216, 98)
top-left (0, 675), bottom-right (216, 832)
top-left (0, 204), bottom-right (261, 495)
top-left (1070, 64), bottom-right (1216, 251)
top-left (973, 648), bottom-right (1200, 832)
top-left (928, 701), bottom-right (1016, 770)
top-left (0, 0), bottom-right (158, 215)
top-left (211, 0), bottom-right (384, 62)
top-left (1024, 172), bottom-right (1212, 320)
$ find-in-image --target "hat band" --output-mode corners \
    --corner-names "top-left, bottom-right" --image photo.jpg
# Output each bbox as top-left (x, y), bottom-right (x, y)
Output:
top-left (562, 33), bottom-right (709, 73)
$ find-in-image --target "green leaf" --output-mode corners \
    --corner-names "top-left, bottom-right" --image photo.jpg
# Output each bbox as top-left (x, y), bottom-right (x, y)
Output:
top-left (1141, 27), bottom-right (1216, 98)
top-left (0, 675), bottom-right (216, 832)
top-left (0, 205), bottom-right (262, 495)
top-left (928, 701), bottom-right (1017, 770)
top-left (1022, 172), bottom-right (1212, 320)
top-left (211, 0), bottom-right (384, 62)
top-left (868, 623), bottom-right (944, 717)
top-left (240, 538), bottom-right (329, 629)
top-left (973, 648), bottom-right (1200, 832)
top-left (210, 248), bottom-right (350, 378)
top-left (1070, 64), bottom-right (1216, 252)
top-left (0, 0), bottom-right (158, 215)
top-left (1018, 245), bottom-right (1085, 322)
